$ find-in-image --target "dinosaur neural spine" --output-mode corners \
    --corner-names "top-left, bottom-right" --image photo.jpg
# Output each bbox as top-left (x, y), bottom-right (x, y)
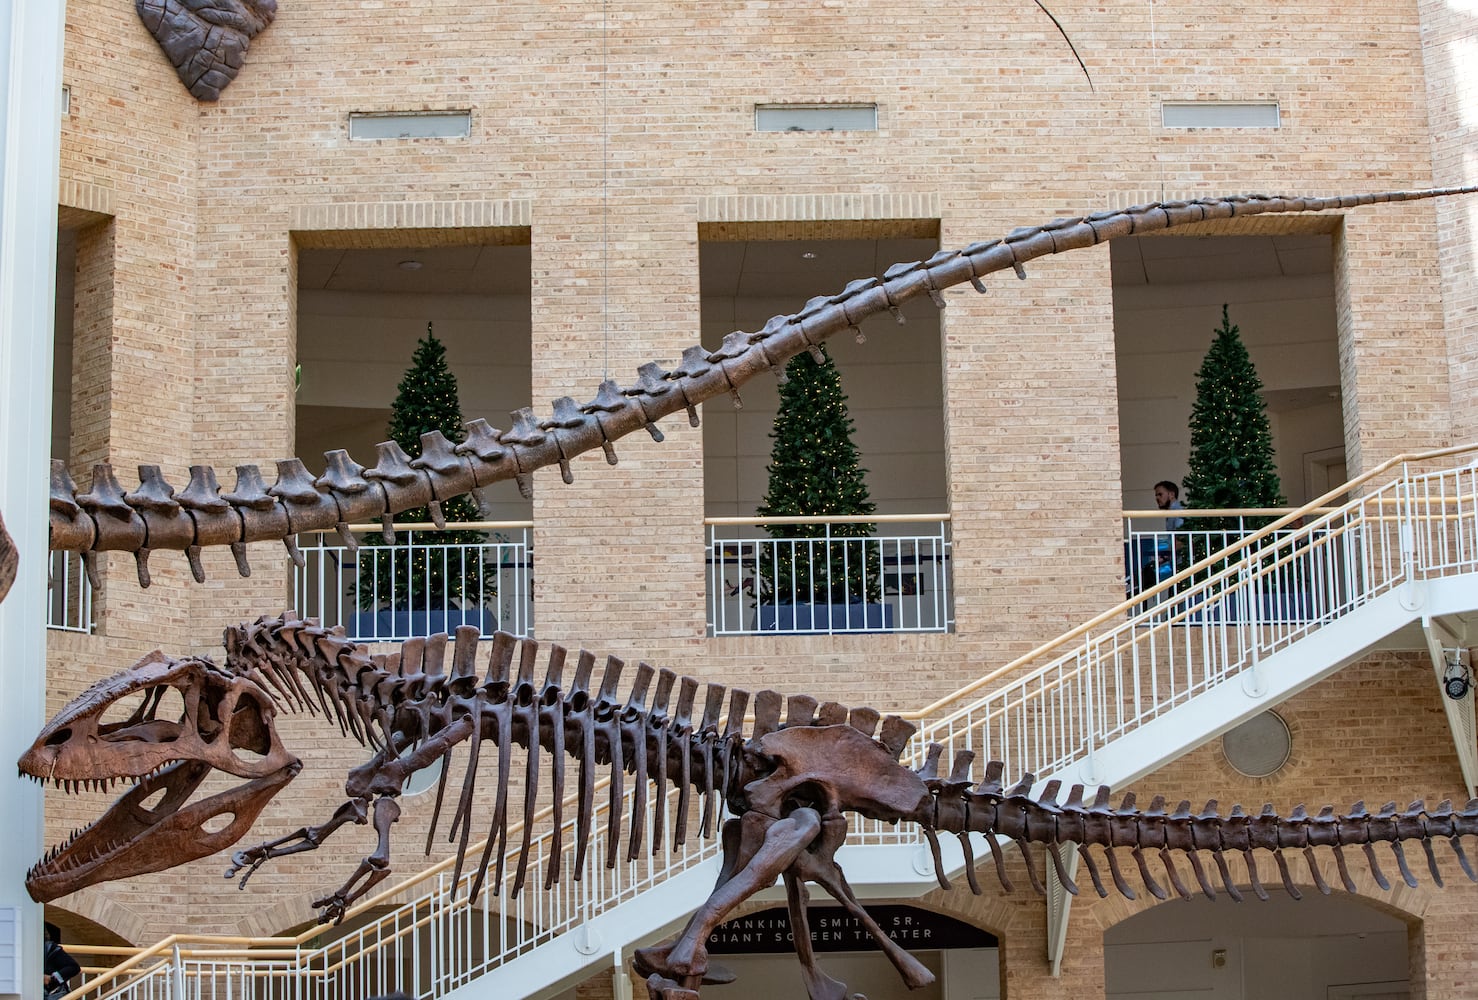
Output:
top-left (47, 187), bottom-right (1478, 589)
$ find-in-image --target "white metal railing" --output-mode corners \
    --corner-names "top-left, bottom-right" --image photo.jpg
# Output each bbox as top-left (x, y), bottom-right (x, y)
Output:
top-left (907, 455), bottom-right (1478, 789)
top-left (64, 776), bottom-right (721, 1000)
top-left (706, 514), bottom-right (952, 635)
top-left (47, 548), bottom-right (93, 633)
top-left (64, 448), bottom-right (1478, 1000)
top-left (1122, 518), bottom-right (1343, 618)
top-left (294, 522), bottom-right (533, 642)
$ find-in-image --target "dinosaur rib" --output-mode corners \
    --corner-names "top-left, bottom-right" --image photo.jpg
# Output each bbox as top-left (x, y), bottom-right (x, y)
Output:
top-left (214, 615), bottom-right (1478, 910)
top-left (221, 614), bottom-right (783, 896)
top-left (48, 187), bottom-right (1478, 589)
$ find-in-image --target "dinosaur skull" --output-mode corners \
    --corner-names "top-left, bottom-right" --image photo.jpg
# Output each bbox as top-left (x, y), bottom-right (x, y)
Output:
top-left (18, 651), bottom-right (300, 902)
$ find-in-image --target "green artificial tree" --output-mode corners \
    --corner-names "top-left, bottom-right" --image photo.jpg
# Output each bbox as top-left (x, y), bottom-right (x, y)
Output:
top-left (357, 325), bottom-right (495, 611)
top-left (756, 345), bottom-right (881, 606)
top-left (1182, 304), bottom-right (1285, 533)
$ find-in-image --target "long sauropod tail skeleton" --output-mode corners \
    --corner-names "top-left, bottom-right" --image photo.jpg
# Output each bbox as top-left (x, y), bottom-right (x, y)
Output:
top-left (44, 187), bottom-right (1478, 591)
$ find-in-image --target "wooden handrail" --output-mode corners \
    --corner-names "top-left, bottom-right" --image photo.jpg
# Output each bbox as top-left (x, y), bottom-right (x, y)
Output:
top-left (1122, 507), bottom-right (1341, 519)
top-left (311, 520), bottom-right (534, 534)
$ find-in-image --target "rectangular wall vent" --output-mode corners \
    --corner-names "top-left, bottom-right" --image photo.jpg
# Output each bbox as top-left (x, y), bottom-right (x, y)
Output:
top-left (61, 85), bottom-right (69, 116)
top-left (755, 104), bottom-right (878, 132)
top-left (348, 111), bottom-right (472, 140)
top-left (1161, 102), bottom-right (1280, 129)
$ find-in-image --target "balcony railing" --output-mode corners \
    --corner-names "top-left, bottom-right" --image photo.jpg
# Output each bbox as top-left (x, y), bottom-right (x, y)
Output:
top-left (706, 514), bottom-right (952, 635)
top-left (47, 549), bottom-right (93, 633)
top-left (1123, 510), bottom-right (1346, 620)
top-left (294, 522), bottom-right (533, 642)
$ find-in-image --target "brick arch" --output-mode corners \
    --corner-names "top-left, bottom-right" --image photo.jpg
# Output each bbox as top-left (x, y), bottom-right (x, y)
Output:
top-left (242, 894), bottom-right (322, 940)
top-left (1087, 848), bottom-right (1435, 933)
top-left (45, 893), bottom-right (153, 948)
top-left (911, 884), bottom-right (1015, 941)
top-left (1084, 850), bottom-right (1435, 1000)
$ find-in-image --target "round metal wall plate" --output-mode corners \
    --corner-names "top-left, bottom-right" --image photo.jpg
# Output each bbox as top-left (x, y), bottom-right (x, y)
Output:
top-left (1222, 711), bottom-right (1291, 778)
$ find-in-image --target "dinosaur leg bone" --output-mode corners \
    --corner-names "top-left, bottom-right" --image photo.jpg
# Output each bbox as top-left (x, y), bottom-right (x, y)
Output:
top-left (311, 797), bottom-right (402, 924)
top-left (782, 870), bottom-right (852, 1000)
top-left (790, 814), bottom-right (935, 992)
top-left (633, 808), bottom-right (823, 991)
top-left (225, 795), bottom-right (370, 887)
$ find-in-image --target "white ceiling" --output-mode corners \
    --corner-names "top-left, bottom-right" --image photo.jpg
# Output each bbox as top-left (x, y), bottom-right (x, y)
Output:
top-left (1111, 234), bottom-right (1334, 286)
top-left (298, 244), bottom-right (532, 295)
top-left (298, 233), bottom-right (1333, 299)
top-left (700, 238), bottom-right (940, 299)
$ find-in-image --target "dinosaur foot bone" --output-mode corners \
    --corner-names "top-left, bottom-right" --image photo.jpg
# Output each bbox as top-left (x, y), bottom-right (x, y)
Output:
top-left (644, 974), bottom-right (700, 1000)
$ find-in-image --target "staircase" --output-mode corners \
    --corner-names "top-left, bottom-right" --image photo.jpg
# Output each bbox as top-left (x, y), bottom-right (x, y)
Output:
top-left (63, 446), bottom-right (1478, 1000)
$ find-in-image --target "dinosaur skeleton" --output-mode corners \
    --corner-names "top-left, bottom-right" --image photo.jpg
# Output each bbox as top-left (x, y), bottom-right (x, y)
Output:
top-left (45, 187), bottom-right (1477, 593)
top-left (19, 615), bottom-right (1478, 999)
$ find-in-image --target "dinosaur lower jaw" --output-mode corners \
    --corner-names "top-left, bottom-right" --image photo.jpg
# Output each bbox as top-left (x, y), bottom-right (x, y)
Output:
top-left (24, 759), bottom-right (296, 903)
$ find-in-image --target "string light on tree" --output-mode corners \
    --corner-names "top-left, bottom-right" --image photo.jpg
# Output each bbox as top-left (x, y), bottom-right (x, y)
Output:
top-left (357, 323), bottom-right (495, 613)
top-left (1183, 304), bottom-right (1284, 533)
top-left (757, 345), bottom-right (880, 606)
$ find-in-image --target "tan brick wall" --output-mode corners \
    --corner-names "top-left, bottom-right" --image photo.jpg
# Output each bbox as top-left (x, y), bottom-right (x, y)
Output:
top-left (1419, 0), bottom-right (1478, 445)
top-left (40, 2), bottom-right (1478, 988)
top-left (57, 0), bottom-right (201, 650)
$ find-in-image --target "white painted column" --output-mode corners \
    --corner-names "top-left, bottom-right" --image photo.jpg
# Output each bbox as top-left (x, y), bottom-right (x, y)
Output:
top-left (0, 2), bottom-right (66, 999)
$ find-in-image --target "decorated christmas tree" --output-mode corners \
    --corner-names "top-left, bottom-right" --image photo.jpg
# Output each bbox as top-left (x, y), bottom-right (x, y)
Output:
top-left (356, 325), bottom-right (495, 610)
top-left (757, 345), bottom-right (880, 605)
top-left (1182, 305), bottom-right (1284, 532)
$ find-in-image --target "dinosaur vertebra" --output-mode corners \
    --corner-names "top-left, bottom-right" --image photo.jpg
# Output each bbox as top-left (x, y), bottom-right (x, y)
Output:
top-left (48, 187), bottom-right (1477, 591)
top-left (19, 615), bottom-right (1478, 999)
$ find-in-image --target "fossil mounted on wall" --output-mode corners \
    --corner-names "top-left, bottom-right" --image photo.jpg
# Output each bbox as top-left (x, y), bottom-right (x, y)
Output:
top-left (135, 0), bottom-right (276, 102)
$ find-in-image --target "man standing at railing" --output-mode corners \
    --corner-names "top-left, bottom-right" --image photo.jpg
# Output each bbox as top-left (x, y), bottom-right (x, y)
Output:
top-left (1154, 480), bottom-right (1186, 530)
top-left (42, 923), bottom-right (79, 1000)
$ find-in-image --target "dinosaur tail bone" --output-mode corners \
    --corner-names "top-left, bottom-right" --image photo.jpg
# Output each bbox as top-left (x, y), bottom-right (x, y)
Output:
top-left (916, 745), bottom-right (1478, 903)
top-left (47, 187), bottom-right (1478, 589)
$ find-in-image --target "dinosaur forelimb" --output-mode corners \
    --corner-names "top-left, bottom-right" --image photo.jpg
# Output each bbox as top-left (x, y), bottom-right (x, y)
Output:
top-left (225, 796), bottom-right (369, 888)
top-left (311, 797), bottom-right (402, 924)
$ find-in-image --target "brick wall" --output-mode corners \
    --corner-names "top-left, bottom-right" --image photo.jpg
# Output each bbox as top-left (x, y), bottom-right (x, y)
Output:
top-left (40, 2), bottom-right (1476, 989)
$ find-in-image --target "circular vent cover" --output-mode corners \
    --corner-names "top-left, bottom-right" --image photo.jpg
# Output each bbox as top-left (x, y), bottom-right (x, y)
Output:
top-left (1221, 711), bottom-right (1291, 778)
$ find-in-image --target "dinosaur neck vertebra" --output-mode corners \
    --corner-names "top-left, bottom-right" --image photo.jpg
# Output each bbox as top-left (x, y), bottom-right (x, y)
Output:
top-left (49, 187), bottom-right (1478, 589)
